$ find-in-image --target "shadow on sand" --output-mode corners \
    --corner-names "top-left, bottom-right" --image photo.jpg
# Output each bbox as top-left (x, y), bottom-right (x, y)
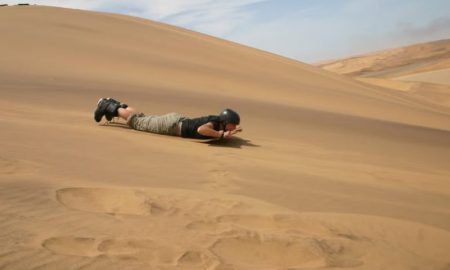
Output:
top-left (198, 137), bottom-right (260, 149)
top-left (101, 122), bottom-right (260, 148)
top-left (101, 121), bottom-right (130, 129)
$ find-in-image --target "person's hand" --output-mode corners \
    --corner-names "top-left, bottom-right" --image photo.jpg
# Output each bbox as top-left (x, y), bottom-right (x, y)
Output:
top-left (223, 130), bottom-right (232, 138)
top-left (223, 126), bottom-right (243, 139)
top-left (233, 126), bottom-right (243, 133)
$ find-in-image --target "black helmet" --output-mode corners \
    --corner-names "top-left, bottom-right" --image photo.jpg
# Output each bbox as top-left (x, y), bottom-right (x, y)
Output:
top-left (219, 108), bottom-right (240, 125)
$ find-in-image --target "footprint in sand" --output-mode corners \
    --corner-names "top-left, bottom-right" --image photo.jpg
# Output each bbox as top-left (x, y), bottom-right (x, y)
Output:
top-left (200, 168), bottom-right (240, 193)
top-left (211, 233), bottom-right (328, 268)
top-left (176, 250), bottom-right (220, 269)
top-left (53, 187), bottom-right (366, 269)
top-left (56, 187), bottom-right (249, 217)
top-left (56, 188), bottom-right (175, 216)
top-left (98, 239), bottom-right (176, 264)
top-left (42, 236), bottom-right (217, 267)
top-left (42, 237), bottom-right (173, 263)
top-left (200, 156), bottom-right (241, 193)
top-left (42, 237), bottom-right (98, 257)
top-left (189, 215), bottom-right (366, 269)
top-left (0, 157), bottom-right (38, 176)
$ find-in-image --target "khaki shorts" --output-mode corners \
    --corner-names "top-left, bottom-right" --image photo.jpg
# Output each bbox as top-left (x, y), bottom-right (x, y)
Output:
top-left (127, 112), bottom-right (185, 136)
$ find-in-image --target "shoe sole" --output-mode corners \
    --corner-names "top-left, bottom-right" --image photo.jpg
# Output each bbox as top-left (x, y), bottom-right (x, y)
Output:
top-left (94, 98), bottom-right (107, 122)
top-left (94, 97), bottom-right (123, 122)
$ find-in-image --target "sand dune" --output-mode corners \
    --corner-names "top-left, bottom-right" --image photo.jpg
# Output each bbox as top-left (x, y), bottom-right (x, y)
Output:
top-left (1, 5), bottom-right (450, 270)
top-left (317, 39), bottom-right (450, 111)
top-left (356, 78), bottom-right (450, 107)
top-left (317, 39), bottom-right (450, 78)
top-left (396, 68), bottom-right (450, 85)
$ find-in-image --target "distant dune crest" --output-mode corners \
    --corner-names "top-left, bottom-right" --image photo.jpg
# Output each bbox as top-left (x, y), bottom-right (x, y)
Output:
top-left (317, 39), bottom-right (450, 108)
top-left (317, 39), bottom-right (450, 78)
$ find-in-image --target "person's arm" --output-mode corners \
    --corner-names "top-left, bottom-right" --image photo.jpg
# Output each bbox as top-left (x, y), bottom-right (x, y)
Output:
top-left (197, 122), bottom-right (223, 138)
top-left (223, 126), bottom-right (242, 138)
top-left (197, 123), bottom-right (243, 139)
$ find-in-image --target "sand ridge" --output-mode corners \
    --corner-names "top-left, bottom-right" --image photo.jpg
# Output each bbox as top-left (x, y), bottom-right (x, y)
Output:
top-left (317, 39), bottom-right (450, 78)
top-left (317, 39), bottom-right (450, 110)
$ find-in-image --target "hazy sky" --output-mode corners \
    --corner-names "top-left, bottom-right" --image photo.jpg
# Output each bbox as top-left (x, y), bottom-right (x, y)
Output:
top-left (3, 0), bottom-right (450, 63)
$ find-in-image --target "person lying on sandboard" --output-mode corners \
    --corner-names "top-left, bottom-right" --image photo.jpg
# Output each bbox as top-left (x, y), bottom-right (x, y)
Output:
top-left (94, 98), bottom-right (242, 140)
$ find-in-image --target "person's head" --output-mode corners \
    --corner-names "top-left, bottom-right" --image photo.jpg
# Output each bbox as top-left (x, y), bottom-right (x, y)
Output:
top-left (219, 108), bottom-right (240, 131)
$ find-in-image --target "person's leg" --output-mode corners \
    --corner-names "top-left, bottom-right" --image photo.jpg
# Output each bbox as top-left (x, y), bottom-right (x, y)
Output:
top-left (117, 107), bottom-right (138, 121)
top-left (127, 112), bottom-right (185, 136)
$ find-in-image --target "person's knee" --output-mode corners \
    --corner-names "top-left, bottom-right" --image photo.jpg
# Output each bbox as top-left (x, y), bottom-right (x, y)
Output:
top-left (126, 113), bottom-right (140, 128)
top-left (127, 113), bottom-right (147, 129)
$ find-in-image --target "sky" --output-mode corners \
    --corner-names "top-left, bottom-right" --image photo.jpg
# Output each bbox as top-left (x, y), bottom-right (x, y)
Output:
top-left (3, 0), bottom-right (450, 63)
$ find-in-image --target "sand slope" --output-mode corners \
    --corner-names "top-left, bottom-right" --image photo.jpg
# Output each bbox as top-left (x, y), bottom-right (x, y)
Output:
top-left (396, 68), bottom-right (450, 85)
top-left (317, 39), bottom-right (450, 109)
top-left (1, 5), bottom-right (450, 270)
top-left (317, 39), bottom-right (450, 78)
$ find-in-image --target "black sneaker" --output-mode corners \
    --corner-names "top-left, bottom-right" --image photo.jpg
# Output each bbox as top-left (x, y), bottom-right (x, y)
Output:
top-left (94, 98), bottom-right (127, 122)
